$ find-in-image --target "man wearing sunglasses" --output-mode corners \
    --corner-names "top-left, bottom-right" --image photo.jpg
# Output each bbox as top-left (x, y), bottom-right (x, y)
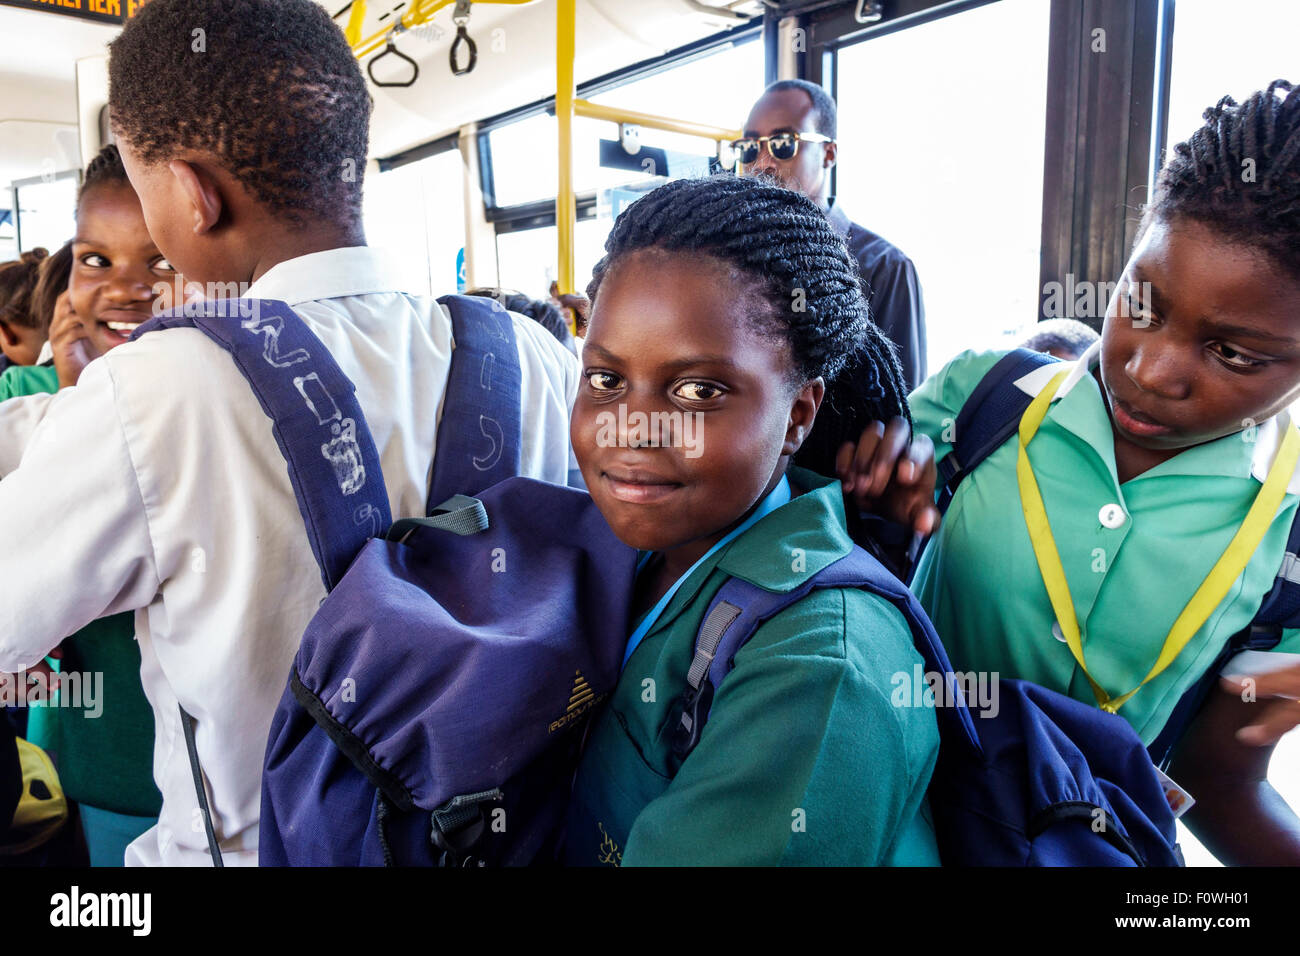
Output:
top-left (736, 80), bottom-right (927, 390)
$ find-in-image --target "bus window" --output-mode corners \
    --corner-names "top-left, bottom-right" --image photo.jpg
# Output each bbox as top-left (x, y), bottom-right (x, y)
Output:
top-left (834, 0), bottom-right (1051, 378)
top-left (363, 147), bottom-right (467, 298)
top-left (486, 35), bottom-right (764, 297)
top-left (1164, 0), bottom-right (1300, 153)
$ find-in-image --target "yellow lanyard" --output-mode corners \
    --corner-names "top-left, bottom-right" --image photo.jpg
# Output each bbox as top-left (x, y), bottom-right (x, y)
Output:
top-left (1017, 370), bottom-right (1300, 714)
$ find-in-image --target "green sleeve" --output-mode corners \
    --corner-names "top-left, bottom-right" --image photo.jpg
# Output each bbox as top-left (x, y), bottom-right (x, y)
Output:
top-left (622, 589), bottom-right (939, 866)
top-left (0, 368), bottom-right (18, 403)
top-left (907, 348), bottom-right (1012, 463)
top-left (0, 365), bottom-right (59, 402)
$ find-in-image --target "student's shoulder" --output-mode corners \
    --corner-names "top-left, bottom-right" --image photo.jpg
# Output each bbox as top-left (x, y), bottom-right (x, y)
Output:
top-left (737, 584), bottom-right (922, 682)
top-left (911, 347), bottom-right (1018, 406)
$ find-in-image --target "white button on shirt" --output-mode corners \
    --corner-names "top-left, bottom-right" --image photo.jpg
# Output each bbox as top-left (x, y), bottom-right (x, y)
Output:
top-left (1098, 503), bottom-right (1126, 529)
top-left (0, 247), bottom-right (580, 866)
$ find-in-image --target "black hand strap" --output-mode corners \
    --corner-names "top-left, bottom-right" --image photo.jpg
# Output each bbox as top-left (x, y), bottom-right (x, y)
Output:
top-left (179, 704), bottom-right (224, 867)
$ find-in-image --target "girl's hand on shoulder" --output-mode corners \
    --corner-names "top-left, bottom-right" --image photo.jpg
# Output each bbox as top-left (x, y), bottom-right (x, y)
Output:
top-left (1221, 667), bottom-right (1300, 746)
top-left (835, 416), bottom-right (940, 537)
top-left (50, 292), bottom-right (99, 390)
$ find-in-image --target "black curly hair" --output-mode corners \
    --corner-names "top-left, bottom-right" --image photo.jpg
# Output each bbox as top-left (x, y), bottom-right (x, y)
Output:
top-left (763, 79), bottom-right (838, 139)
top-left (586, 174), bottom-right (909, 433)
top-left (107, 0), bottom-right (371, 228)
top-left (1147, 79), bottom-right (1300, 279)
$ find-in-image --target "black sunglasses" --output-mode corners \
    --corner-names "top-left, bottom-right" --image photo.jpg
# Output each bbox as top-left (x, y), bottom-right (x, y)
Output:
top-left (730, 131), bottom-right (834, 164)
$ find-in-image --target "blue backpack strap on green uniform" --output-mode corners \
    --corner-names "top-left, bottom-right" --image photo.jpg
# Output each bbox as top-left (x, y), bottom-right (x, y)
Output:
top-left (936, 347), bottom-right (1061, 514)
top-left (1148, 511), bottom-right (1300, 767)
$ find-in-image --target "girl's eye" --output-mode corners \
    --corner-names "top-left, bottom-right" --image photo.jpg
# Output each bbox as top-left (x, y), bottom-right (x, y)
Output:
top-left (1126, 291), bottom-right (1153, 322)
top-left (154, 257), bottom-right (176, 273)
top-left (674, 381), bottom-right (722, 402)
top-left (81, 253), bottom-right (109, 268)
top-left (1211, 343), bottom-right (1266, 370)
top-left (586, 371), bottom-right (622, 392)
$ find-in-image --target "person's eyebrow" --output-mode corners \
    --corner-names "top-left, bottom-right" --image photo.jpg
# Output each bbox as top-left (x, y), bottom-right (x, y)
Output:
top-left (582, 344), bottom-right (740, 372)
top-left (659, 355), bottom-right (741, 373)
top-left (1202, 321), bottom-right (1300, 349)
top-left (582, 343), bottom-right (621, 364)
top-left (1136, 273), bottom-right (1300, 349)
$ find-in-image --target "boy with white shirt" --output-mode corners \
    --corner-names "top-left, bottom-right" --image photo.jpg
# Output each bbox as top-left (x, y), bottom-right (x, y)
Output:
top-left (0, 0), bottom-right (579, 865)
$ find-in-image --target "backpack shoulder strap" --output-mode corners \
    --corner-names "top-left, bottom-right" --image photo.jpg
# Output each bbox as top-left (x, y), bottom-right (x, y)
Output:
top-left (673, 546), bottom-right (979, 761)
top-left (130, 299), bottom-right (392, 592)
top-left (937, 348), bottom-right (1061, 513)
top-left (427, 295), bottom-right (523, 513)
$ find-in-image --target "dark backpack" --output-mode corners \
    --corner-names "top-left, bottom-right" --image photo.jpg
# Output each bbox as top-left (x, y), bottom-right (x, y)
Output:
top-left (674, 544), bottom-right (1185, 865)
top-left (132, 295), bottom-right (632, 867)
top-left (937, 348), bottom-right (1300, 768)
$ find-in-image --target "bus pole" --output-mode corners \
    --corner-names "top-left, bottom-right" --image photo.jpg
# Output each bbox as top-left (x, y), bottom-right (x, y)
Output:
top-left (557, 0), bottom-right (577, 297)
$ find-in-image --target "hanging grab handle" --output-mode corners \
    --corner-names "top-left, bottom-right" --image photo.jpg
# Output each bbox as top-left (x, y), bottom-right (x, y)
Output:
top-left (368, 34), bottom-right (420, 88)
top-left (450, 0), bottom-right (478, 76)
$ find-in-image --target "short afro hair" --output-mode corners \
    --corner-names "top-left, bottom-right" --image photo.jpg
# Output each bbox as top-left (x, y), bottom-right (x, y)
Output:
top-left (108, 0), bottom-right (371, 228)
top-left (763, 80), bottom-right (837, 140)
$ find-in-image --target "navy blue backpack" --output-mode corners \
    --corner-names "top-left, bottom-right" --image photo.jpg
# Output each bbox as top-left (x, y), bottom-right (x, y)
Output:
top-left (133, 295), bottom-right (636, 867)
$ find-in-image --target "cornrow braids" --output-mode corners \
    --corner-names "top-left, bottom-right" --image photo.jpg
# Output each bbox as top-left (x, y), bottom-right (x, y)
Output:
top-left (79, 144), bottom-right (130, 207)
top-left (587, 174), bottom-right (910, 430)
top-left (1149, 79), bottom-right (1300, 279)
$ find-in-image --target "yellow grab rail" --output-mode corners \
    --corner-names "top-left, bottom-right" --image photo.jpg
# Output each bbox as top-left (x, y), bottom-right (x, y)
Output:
top-left (573, 100), bottom-right (742, 145)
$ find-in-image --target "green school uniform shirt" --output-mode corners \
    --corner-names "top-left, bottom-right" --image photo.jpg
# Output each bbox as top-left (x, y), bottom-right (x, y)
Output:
top-left (909, 345), bottom-right (1300, 745)
top-left (0, 364), bottom-right (161, 817)
top-left (0, 364), bottom-right (58, 403)
top-left (564, 466), bottom-right (942, 866)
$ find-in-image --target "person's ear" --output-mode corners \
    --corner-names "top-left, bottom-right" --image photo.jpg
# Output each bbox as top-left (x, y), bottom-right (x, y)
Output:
top-left (824, 141), bottom-right (838, 171)
top-left (783, 376), bottom-right (825, 456)
top-left (167, 160), bottom-right (224, 236)
top-left (0, 320), bottom-right (18, 349)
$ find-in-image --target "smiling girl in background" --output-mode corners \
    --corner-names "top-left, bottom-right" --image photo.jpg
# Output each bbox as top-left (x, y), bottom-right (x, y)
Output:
top-left (0, 144), bottom-right (172, 865)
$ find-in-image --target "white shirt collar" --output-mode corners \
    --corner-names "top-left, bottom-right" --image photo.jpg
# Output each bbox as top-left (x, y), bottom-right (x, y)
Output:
top-left (244, 246), bottom-right (420, 305)
top-left (1011, 339), bottom-right (1300, 492)
top-left (36, 340), bottom-right (54, 365)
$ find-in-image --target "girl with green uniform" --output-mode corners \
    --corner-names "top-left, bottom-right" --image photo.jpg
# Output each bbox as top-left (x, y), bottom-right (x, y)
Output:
top-left (562, 174), bottom-right (941, 866)
top-left (871, 81), bottom-right (1300, 865)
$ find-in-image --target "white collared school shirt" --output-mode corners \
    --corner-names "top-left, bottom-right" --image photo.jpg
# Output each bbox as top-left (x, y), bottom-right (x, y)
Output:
top-left (0, 246), bottom-right (579, 866)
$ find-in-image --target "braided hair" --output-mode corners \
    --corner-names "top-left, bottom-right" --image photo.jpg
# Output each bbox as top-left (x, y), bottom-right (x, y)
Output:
top-left (79, 144), bottom-right (130, 208)
top-left (1148, 79), bottom-right (1300, 279)
top-left (587, 175), bottom-right (910, 435)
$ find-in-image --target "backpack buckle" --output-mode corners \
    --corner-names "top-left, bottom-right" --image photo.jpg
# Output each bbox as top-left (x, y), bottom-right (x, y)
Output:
top-left (430, 789), bottom-right (503, 866)
top-left (670, 680), bottom-right (715, 761)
